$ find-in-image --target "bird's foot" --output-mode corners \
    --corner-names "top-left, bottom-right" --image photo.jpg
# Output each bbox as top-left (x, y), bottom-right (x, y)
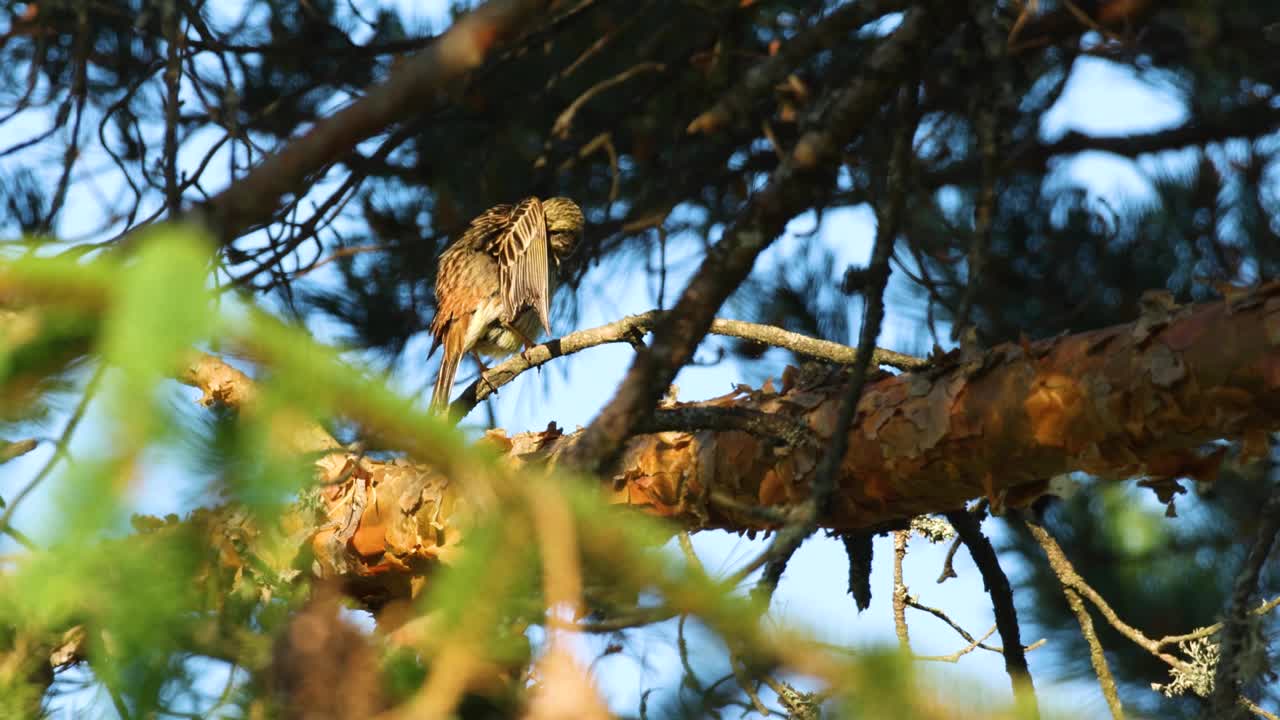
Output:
top-left (472, 353), bottom-right (501, 395)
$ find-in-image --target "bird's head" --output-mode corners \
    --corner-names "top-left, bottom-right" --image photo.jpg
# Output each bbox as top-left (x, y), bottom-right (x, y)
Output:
top-left (543, 197), bottom-right (584, 261)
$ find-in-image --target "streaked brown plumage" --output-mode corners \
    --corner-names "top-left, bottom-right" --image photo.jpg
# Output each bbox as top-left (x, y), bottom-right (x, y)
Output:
top-left (428, 197), bottom-right (584, 415)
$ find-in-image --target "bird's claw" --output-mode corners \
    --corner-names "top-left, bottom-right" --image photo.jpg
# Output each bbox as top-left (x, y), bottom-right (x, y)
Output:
top-left (479, 370), bottom-right (499, 396)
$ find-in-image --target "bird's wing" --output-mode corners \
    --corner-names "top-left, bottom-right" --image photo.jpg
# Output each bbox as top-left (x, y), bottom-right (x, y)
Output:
top-left (490, 197), bottom-right (551, 335)
top-left (429, 204), bottom-right (511, 359)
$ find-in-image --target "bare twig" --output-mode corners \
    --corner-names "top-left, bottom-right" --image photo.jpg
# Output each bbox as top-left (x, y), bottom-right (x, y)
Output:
top-left (929, 102), bottom-right (1280, 188)
top-left (552, 62), bottom-right (665, 139)
top-left (905, 596), bottom-right (1046, 657)
top-left (915, 625), bottom-right (998, 663)
top-left (677, 614), bottom-right (702, 693)
top-left (1, 439), bottom-right (38, 464)
top-left (1241, 697), bottom-right (1280, 720)
top-left (709, 492), bottom-right (787, 525)
top-left (0, 363), bottom-right (106, 543)
top-left (937, 535), bottom-right (963, 583)
top-left (290, 244), bottom-right (387, 280)
top-left (892, 530), bottom-right (910, 649)
top-left (946, 509), bottom-right (1039, 716)
top-left (447, 310), bottom-right (923, 419)
top-left (938, 500), bottom-right (986, 583)
top-left (203, 0), bottom-right (547, 243)
top-left (731, 657), bottom-right (771, 717)
top-left (1022, 517), bottom-right (1124, 719)
top-left (953, 94), bottom-right (997, 340)
top-left (1158, 596), bottom-right (1280, 649)
top-left (1024, 518), bottom-right (1189, 671)
top-left (1065, 586), bottom-right (1125, 719)
top-left (41, 4), bottom-right (90, 231)
top-left (708, 318), bottom-right (924, 370)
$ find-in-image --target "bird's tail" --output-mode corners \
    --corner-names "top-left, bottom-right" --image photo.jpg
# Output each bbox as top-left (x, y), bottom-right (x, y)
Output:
top-left (430, 332), bottom-right (462, 417)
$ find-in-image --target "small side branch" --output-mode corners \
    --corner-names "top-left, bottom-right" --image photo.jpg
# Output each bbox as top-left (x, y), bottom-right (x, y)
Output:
top-left (1022, 516), bottom-right (1189, 671)
top-left (892, 530), bottom-right (910, 649)
top-left (1021, 518), bottom-right (1123, 719)
top-left (946, 509), bottom-right (1040, 716)
top-left (708, 318), bottom-right (924, 370)
top-left (905, 597), bottom-right (1046, 658)
top-left (447, 311), bottom-right (923, 419)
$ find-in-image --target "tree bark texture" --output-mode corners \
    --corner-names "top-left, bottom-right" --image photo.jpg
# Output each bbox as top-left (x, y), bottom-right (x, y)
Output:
top-left (185, 282), bottom-right (1280, 604)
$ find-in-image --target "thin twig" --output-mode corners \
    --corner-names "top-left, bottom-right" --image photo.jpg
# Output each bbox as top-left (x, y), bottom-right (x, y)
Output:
top-left (905, 597), bottom-right (1046, 657)
top-left (731, 657), bottom-right (771, 717)
top-left (753, 84), bottom-right (917, 600)
top-left (1024, 517), bottom-right (1189, 671)
top-left (202, 0), bottom-right (546, 243)
top-left (937, 535), bottom-right (963, 583)
top-left (552, 62), bottom-right (665, 139)
top-left (938, 499), bottom-right (986, 583)
top-left (447, 310), bottom-right (923, 419)
top-left (892, 530), bottom-right (910, 650)
top-left (709, 318), bottom-right (924, 370)
top-left (0, 363), bottom-right (106, 541)
top-left (290, 244), bottom-right (386, 280)
top-left (915, 625), bottom-right (998, 663)
top-left (1, 439), bottom-right (38, 463)
top-left (677, 614), bottom-right (702, 693)
top-left (1023, 516), bottom-right (1124, 719)
top-left (1157, 596), bottom-right (1280, 649)
top-left (1241, 697), bottom-right (1280, 720)
top-left (42, 14), bottom-right (89, 231)
top-left (708, 492), bottom-right (787, 525)
top-left (952, 97), bottom-right (997, 340)
top-left (953, 3), bottom-right (1011, 339)
top-left (1066, 586), bottom-right (1125, 719)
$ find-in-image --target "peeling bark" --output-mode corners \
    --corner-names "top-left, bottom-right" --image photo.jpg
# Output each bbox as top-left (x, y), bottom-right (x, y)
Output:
top-left (186, 282), bottom-right (1280, 604)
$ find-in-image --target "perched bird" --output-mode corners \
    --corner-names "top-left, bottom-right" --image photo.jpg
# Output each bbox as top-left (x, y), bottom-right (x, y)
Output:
top-left (429, 197), bottom-right (584, 415)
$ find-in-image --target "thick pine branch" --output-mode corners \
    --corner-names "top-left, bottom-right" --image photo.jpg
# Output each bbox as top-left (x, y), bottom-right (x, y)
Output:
top-left (180, 282), bottom-right (1280, 604)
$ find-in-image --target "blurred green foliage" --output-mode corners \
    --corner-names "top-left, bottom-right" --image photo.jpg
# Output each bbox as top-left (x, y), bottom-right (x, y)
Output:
top-left (1, 0), bottom-right (1279, 716)
top-left (0, 228), bottom-right (1029, 718)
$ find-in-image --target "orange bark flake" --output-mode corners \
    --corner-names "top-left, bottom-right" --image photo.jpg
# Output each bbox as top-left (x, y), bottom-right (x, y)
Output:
top-left (351, 496), bottom-right (387, 559)
top-left (1024, 372), bottom-right (1089, 451)
top-left (758, 469), bottom-right (787, 506)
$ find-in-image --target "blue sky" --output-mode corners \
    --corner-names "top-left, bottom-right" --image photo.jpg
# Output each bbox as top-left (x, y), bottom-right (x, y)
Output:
top-left (0, 2), bottom-right (1207, 716)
